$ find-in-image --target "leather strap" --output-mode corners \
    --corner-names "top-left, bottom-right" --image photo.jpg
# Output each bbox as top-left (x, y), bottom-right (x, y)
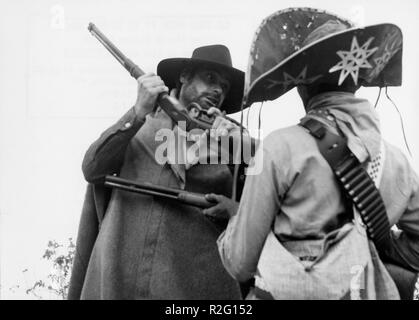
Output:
top-left (299, 117), bottom-right (391, 252)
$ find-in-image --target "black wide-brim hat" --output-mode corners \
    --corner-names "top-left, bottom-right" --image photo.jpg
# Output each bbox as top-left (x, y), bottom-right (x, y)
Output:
top-left (157, 44), bottom-right (245, 114)
top-left (245, 8), bottom-right (403, 105)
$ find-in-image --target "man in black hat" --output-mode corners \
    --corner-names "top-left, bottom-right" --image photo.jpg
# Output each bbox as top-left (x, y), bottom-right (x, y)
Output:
top-left (68, 45), bottom-right (247, 299)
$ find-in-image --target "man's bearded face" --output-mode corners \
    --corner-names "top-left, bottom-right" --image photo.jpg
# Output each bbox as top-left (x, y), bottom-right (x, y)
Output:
top-left (178, 68), bottom-right (231, 114)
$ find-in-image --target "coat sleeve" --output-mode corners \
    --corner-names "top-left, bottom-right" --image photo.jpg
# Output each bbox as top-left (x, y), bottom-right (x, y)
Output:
top-left (82, 107), bottom-right (146, 182)
top-left (217, 142), bottom-right (287, 282)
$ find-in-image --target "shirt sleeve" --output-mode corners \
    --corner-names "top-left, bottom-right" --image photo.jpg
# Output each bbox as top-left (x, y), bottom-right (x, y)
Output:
top-left (387, 167), bottom-right (419, 272)
top-left (82, 107), bottom-right (146, 182)
top-left (217, 141), bottom-right (288, 282)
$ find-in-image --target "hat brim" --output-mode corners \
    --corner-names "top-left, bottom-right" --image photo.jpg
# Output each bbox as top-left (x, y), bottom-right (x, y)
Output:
top-left (157, 58), bottom-right (245, 114)
top-left (246, 23), bottom-right (402, 105)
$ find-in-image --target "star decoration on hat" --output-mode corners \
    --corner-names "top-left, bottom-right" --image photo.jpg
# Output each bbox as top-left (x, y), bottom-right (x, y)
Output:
top-left (329, 36), bottom-right (378, 85)
top-left (368, 47), bottom-right (397, 80)
top-left (368, 32), bottom-right (402, 81)
top-left (266, 66), bottom-right (323, 91)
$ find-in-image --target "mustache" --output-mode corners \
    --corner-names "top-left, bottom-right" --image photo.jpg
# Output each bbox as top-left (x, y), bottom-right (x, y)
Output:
top-left (198, 93), bottom-right (222, 107)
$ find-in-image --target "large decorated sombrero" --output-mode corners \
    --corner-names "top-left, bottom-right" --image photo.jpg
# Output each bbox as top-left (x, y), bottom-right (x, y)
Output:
top-left (244, 7), bottom-right (403, 105)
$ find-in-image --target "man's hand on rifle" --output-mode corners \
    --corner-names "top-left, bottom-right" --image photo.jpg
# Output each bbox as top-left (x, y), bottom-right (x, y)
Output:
top-left (134, 72), bottom-right (169, 119)
top-left (206, 108), bottom-right (256, 163)
top-left (206, 107), bottom-right (239, 140)
top-left (203, 193), bottom-right (239, 220)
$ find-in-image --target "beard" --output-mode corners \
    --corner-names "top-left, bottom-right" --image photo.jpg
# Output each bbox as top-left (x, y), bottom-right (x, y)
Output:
top-left (180, 85), bottom-right (223, 111)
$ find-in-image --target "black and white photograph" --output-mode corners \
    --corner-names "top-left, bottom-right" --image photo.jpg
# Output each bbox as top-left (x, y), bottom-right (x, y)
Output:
top-left (0, 0), bottom-right (418, 303)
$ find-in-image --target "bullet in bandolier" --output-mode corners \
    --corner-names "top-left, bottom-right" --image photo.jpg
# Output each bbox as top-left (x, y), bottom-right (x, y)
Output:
top-left (347, 176), bottom-right (370, 196)
top-left (341, 166), bottom-right (363, 183)
top-left (336, 157), bottom-right (357, 177)
top-left (353, 183), bottom-right (376, 202)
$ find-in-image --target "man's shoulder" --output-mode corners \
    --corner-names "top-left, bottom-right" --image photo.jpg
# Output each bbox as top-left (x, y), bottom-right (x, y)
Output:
top-left (383, 140), bottom-right (419, 178)
top-left (384, 140), bottom-right (411, 167)
top-left (264, 125), bottom-right (311, 149)
top-left (383, 140), bottom-right (418, 191)
top-left (266, 124), bottom-right (306, 138)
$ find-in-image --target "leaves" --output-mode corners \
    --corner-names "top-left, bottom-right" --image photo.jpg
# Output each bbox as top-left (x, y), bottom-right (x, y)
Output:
top-left (25, 238), bottom-right (76, 299)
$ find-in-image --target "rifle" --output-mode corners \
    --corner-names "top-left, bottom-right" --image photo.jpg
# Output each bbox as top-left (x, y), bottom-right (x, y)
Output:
top-left (88, 23), bottom-right (236, 131)
top-left (104, 175), bottom-right (214, 209)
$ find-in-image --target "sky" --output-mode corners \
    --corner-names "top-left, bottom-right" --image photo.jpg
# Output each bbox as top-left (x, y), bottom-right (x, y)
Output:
top-left (1, 0), bottom-right (418, 299)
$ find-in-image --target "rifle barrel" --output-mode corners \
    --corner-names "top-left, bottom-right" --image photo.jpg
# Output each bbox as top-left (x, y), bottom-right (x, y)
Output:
top-left (104, 181), bottom-right (179, 200)
top-left (106, 175), bottom-right (180, 195)
top-left (104, 177), bottom-right (214, 209)
top-left (88, 23), bottom-right (126, 66)
top-left (88, 23), bottom-right (145, 78)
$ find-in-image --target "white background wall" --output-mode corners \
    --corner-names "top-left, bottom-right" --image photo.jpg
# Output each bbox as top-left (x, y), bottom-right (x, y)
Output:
top-left (1, 0), bottom-right (418, 299)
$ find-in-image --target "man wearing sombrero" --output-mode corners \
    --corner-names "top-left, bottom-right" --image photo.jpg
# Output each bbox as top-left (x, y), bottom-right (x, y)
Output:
top-left (68, 44), bottom-right (247, 299)
top-left (218, 8), bottom-right (419, 299)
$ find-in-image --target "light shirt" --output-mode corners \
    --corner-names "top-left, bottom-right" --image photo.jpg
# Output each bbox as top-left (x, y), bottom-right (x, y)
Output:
top-left (217, 92), bottom-right (419, 282)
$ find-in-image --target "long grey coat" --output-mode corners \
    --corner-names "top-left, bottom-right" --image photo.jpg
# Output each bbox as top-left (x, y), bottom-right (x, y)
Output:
top-left (68, 108), bottom-right (242, 299)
